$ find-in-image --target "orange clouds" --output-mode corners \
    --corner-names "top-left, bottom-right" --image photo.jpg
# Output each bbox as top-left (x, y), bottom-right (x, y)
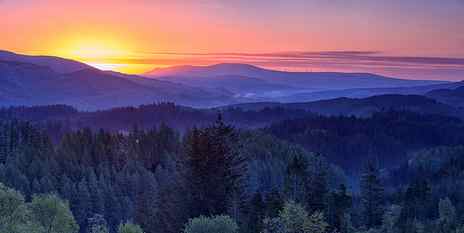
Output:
top-left (1, 0), bottom-right (463, 75)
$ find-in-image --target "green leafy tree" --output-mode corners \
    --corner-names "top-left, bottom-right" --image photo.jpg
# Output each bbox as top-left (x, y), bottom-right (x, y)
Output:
top-left (0, 183), bottom-right (39, 233)
top-left (302, 212), bottom-right (328, 233)
top-left (455, 225), bottom-right (464, 233)
top-left (276, 201), bottom-right (328, 233)
top-left (261, 217), bottom-right (285, 233)
top-left (29, 194), bottom-right (79, 233)
top-left (183, 215), bottom-right (239, 233)
top-left (279, 201), bottom-right (308, 233)
top-left (118, 222), bottom-right (144, 233)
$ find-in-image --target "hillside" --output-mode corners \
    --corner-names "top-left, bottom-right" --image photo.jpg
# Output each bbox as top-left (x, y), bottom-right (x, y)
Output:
top-left (426, 86), bottom-right (464, 107)
top-left (0, 52), bottom-right (240, 110)
top-left (145, 63), bottom-right (446, 100)
top-left (222, 94), bottom-right (463, 118)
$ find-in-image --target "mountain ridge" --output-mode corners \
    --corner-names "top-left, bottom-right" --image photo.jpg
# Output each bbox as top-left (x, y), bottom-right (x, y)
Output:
top-left (0, 54), bottom-right (239, 110)
top-left (145, 63), bottom-right (447, 94)
top-left (0, 50), bottom-right (458, 110)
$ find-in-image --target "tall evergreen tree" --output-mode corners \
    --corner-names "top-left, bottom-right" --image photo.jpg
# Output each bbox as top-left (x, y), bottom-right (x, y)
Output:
top-left (77, 180), bottom-right (92, 233)
top-left (265, 189), bottom-right (284, 218)
top-left (285, 155), bottom-right (307, 202)
top-left (245, 192), bottom-right (266, 233)
top-left (182, 115), bottom-right (246, 218)
top-left (360, 160), bottom-right (384, 229)
top-left (87, 214), bottom-right (109, 233)
top-left (398, 179), bottom-right (432, 233)
top-left (328, 184), bottom-right (352, 233)
top-left (134, 171), bottom-right (158, 233)
top-left (0, 125), bottom-right (9, 164)
top-left (305, 156), bottom-right (329, 213)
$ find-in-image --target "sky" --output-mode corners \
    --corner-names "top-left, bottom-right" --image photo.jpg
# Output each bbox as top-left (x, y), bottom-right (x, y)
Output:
top-left (1, 0), bottom-right (464, 80)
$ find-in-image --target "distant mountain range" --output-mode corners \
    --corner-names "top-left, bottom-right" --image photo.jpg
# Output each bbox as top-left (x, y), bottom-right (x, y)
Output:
top-left (1, 94), bottom-right (463, 135)
top-left (221, 94), bottom-right (463, 118)
top-left (426, 86), bottom-right (464, 108)
top-left (276, 81), bottom-right (464, 103)
top-left (1, 50), bottom-right (463, 110)
top-left (145, 63), bottom-right (448, 97)
top-left (0, 50), bottom-right (237, 110)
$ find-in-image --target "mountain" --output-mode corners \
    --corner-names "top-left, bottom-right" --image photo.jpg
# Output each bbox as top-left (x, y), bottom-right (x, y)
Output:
top-left (152, 74), bottom-right (298, 99)
top-left (278, 81), bottom-right (464, 102)
top-left (145, 63), bottom-right (446, 91)
top-left (146, 63), bottom-right (266, 78)
top-left (222, 94), bottom-right (462, 118)
top-left (0, 50), bottom-right (92, 74)
top-left (0, 51), bottom-right (456, 110)
top-left (0, 51), bottom-right (239, 110)
top-left (426, 86), bottom-right (464, 107)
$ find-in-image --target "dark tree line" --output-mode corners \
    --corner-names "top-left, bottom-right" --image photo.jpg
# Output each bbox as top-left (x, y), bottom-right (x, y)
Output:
top-left (265, 110), bottom-right (464, 173)
top-left (1, 110), bottom-right (464, 233)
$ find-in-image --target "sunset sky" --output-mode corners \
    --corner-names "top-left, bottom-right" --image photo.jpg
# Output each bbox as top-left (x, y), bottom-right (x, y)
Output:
top-left (1, 0), bottom-right (464, 80)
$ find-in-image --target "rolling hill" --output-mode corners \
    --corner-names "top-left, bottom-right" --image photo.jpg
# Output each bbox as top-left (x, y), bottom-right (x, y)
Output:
top-left (426, 86), bottom-right (464, 107)
top-left (145, 63), bottom-right (446, 90)
top-left (0, 51), bottom-right (239, 110)
top-left (222, 94), bottom-right (463, 118)
top-left (0, 51), bottom-right (458, 110)
top-left (278, 81), bottom-right (464, 102)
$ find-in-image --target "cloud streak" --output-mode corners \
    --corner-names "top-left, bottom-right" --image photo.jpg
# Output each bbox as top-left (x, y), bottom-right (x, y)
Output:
top-left (96, 51), bottom-right (464, 81)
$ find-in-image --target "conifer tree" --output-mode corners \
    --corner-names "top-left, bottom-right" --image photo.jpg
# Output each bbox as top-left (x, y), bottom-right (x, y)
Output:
top-left (134, 171), bottom-right (158, 233)
top-left (360, 161), bottom-right (384, 229)
top-left (88, 214), bottom-right (109, 233)
top-left (77, 180), bottom-right (92, 233)
top-left (182, 115), bottom-right (246, 218)
top-left (246, 192), bottom-right (266, 233)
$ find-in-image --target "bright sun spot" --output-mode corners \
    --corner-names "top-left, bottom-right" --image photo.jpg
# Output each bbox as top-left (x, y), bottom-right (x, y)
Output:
top-left (56, 37), bottom-right (130, 60)
top-left (52, 36), bottom-right (152, 73)
top-left (86, 63), bottom-right (127, 71)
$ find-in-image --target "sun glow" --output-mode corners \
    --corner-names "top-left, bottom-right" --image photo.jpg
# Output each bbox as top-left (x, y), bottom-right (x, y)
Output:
top-left (56, 37), bottom-right (129, 58)
top-left (53, 36), bottom-right (152, 73)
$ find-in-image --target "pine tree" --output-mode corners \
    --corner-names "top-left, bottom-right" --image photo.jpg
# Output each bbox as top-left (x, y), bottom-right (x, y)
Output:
top-left (77, 180), bottom-right (92, 233)
top-left (265, 189), bottom-right (284, 218)
top-left (182, 115), bottom-right (246, 218)
top-left (0, 124), bottom-right (9, 164)
top-left (381, 205), bottom-right (402, 233)
top-left (398, 179), bottom-right (432, 233)
top-left (134, 171), bottom-right (158, 233)
top-left (246, 192), bottom-right (266, 233)
top-left (305, 156), bottom-right (329, 213)
top-left (88, 214), bottom-right (109, 233)
top-left (438, 197), bottom-right (456, 233)
top-left (328, 184), bottom-right (352, 233)
top-left (88, 171), bottom-right (105, 215)
top-left (104, 185), bottom-right (121, 233)
top-left (285, 155), bottom-right (307, 202)
top-left (360, 161), bottom-right (384, 229)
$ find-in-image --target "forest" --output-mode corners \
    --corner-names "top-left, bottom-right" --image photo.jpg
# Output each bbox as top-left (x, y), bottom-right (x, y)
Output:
top-left (1, 105), bottom-right (464, 233)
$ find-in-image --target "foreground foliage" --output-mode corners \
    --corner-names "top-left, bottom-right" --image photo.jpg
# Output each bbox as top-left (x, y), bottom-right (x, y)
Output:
top-left (1, 110), bottom-right (464, 233)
